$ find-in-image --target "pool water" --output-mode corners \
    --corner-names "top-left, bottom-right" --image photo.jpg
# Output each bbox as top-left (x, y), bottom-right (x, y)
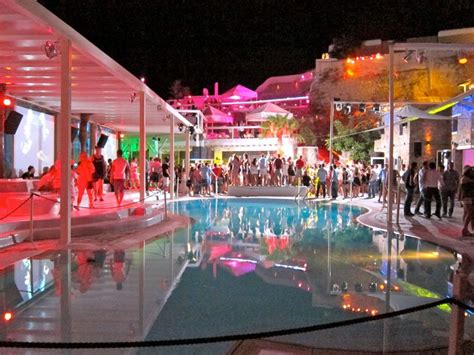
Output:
top-left (0, 198), bottom-right (464, 352)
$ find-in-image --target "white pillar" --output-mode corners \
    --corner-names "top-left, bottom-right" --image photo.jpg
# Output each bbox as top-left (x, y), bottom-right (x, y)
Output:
top-left (59, 38), bottom-right (72, 245)
top-left (329, 99), bottom-right (335, 165)
top-left (169, 115), bottom-right (175, 199)
top-left (139, 92), bottom-right (146, 201)
top-left (387, 43), bottom-right (395, 230)
top-left (185, 128), bottom-right (190, 179)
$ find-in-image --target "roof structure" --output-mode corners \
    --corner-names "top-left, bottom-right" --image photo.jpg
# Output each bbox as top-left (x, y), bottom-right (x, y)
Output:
top-left (246, 102), bottom-right (293, 122)
top-left (0, 0), bottom-right (190, 133)
top-left (220, 84), bottom-right (257, 101)
top-left (202, 106), bottom-right (233, 124)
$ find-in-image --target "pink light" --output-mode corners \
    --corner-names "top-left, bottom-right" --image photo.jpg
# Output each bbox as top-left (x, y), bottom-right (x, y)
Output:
top-left (140, 77), bottom-right (145, 83)
top-left (229, 95), bottom-right (241, 100)
top-left (300, 75), bottom-right (305, 79)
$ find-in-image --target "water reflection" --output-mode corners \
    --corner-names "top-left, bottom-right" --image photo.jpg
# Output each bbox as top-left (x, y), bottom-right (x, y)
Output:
top-left (0, 198), bottom-right (462, 346)
top-left (175, 199), bottom-right (456, 318)
top-left (0, 234), bottom-right (188, 343)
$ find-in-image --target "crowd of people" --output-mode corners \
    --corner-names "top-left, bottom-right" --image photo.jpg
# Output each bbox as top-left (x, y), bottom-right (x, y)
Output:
top-left (20, 149), bottom-right (474, 238)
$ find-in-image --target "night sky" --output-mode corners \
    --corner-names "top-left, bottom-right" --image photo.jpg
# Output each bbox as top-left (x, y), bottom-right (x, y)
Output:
top-left (38, 0), bottom-right (474, 98)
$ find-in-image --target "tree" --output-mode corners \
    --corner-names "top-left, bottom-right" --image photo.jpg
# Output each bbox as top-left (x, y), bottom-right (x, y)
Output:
top-left (168, 79), bottom-right (191, 100)
top-left (328, 112), bottom-right (381, 163)
top-left (329, 35), bottom-right (363, 59)
top-left (261, 114), bottom-right (304, 153)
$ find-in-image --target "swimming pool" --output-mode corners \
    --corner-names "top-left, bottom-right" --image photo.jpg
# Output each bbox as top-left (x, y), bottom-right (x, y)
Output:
top-left (0, 198), bottom-right (470, 353)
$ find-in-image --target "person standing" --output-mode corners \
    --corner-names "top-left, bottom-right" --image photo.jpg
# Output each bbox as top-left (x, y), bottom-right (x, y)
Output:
top-left (414, 161), bottom-right (429, 215)
top-left (200, 162), bottom-right (212, 196)
top-left (330, 164), bottom-right (338, 199)
top-left (282, 157), bottom-right (289, 186)
top-left (295, 155), bottom-right (305, 185)
top-left (274, 154), bottom-right (283, 186)
top-left (249, 158), bottom-right (259, 186)
top-left (258, 154), bottom-right (268, 186)
top-left (77, 152), bottom-right (95, 209)
top-left (128, 157), bottom-right (140, 190)
top-left (316, 164), bottom-right (327, 198)
top-left (402, 162), bottom-right (417, 216)
top-left (459, 166), bottom-right (474, 237)
top-left (368, 166), bottom-right (378, 198)
top-left (92, 146), bottom-right (107, 201)
top-left (110, 149), bottom-right (130, 207)
top-left (161, 157), bottom-right (170, 192)
top-left (441, 161), bottom-right (460, 217)
top-left (377, 164), bottom-right (387, 203)
top-left (423, 162), bottom-right (442, 219)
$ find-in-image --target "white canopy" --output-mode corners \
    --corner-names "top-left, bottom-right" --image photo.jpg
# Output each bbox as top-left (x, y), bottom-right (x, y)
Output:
top-left (383, 104), bottom-right (450, 126)
top-left (246, 102), bottom-right (293, 122)
top-left (0, 0), bottom-right (191, 133)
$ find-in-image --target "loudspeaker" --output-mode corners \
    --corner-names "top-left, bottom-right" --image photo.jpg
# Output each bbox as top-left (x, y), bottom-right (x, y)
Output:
top-left (4, 110), bottom-right (23, 134)
top-left (97, 134), bottom-right (109, 148)
top-left (71, 127), bottom-right (79, 142)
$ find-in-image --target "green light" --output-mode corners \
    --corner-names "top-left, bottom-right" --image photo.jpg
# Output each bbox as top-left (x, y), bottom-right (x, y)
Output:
top-left (428, 101), bottom-right (458, 115)
top-left (398, 281), bottom-right (451, 313)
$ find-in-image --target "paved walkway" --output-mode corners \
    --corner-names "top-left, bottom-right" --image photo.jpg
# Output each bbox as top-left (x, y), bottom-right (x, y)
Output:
top-left (329, 196), bottom-right (474, 266)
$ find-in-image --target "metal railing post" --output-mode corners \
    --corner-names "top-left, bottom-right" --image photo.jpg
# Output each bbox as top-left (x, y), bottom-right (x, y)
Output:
top-left (29, 193), bottom-right (34, 242)
top-left (164, 187), bottom-right (168, 220)
top-left (396, 176), bottom-right (401, 224)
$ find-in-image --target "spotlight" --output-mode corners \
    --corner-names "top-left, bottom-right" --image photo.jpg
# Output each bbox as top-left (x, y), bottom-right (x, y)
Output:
top-left (130, 92), bottom-right (137, 103)
top-left (343, 104), bottom-right (351, 115)
top-left (373, 104), bottom-right (380, 113)
top-left (416, 50), bottom-right (426, 64)
top-left (178, 123), bottom-right (184, 132)
top-left (402, 50), bottom-right (414, 63)
top-left (335, 103), bottom-right (343, 111)
top-left (458, 53), bottom-right (468, 65)
top-left (43, 40), bottom-right (60, 59)
top-left (140, 77), bottom-right (145, 83)
top-left (188, 126), bottom-right (195, 135)
top-left (358, 103), bottom-right (366, 113)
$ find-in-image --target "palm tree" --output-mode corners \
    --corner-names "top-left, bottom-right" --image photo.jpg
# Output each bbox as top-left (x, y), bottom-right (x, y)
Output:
top-left (261, 114), bottom-right (303, 153)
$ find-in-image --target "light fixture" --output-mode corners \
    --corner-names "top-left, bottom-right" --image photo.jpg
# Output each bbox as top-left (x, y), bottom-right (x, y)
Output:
top-left (178, 123), bottom-right (184, 132)
top-left (43, 40), bottom-right (60, 59)
top-left (402, 50), bottom-right (414, 63)
top-left (416, 50), bottom-right (426, 64)
top-left (343, 104), bottom-right (351, 115)
top-left (188, 126), bottom-right (195, 135)
top-left (373, 104), bottom-right (380, 113)
top-left (130, 92), bottom-right (137, 103)
top-left (335, 103), bottom-right (343, 111)
top-left (359, 103), bottom-right (366, 113)
top-left (458, 53), bottom-right (468, 65)
top-left (140, 77), bottom-right (145, 83)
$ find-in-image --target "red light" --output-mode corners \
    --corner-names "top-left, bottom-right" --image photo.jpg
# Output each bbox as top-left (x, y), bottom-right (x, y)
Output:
top-left (3, 98), bottom-right (12, 107)
top-left (3, 312), bottom-right (13, 322)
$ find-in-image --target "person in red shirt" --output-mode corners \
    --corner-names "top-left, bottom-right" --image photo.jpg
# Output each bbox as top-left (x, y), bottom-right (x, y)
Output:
top-left (212, 163), bottom-right (222, 194)
top-left (295, 155), bottom-right (305, 185)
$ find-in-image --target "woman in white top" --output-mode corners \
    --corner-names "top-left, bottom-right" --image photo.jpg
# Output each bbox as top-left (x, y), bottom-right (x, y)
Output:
top-left (282, 157), bottom-right (289, 186)
top-left (249, 158), bottom-right (259, 186)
